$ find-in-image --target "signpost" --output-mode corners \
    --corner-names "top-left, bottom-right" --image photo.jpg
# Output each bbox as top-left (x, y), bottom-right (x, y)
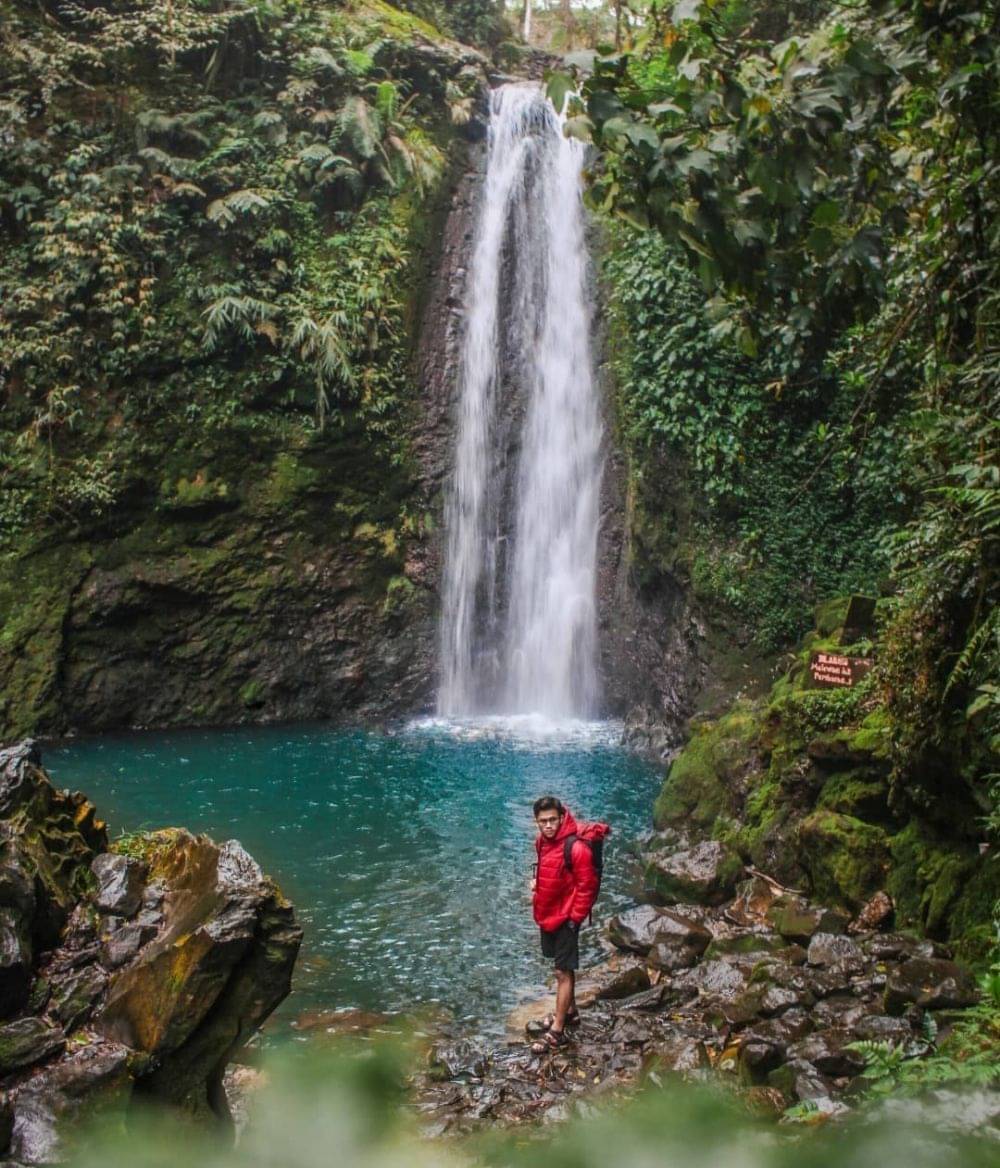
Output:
top-left (809, 652), bottom-right (872, 689)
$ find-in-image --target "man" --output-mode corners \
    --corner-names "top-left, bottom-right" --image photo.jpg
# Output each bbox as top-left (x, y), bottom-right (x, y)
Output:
top-left (530, 795), bottom-right (604, 1052)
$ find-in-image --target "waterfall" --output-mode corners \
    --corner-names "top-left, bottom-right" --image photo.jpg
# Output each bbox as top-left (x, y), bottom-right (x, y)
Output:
top-left (438, 83), bottom-right (603, 719)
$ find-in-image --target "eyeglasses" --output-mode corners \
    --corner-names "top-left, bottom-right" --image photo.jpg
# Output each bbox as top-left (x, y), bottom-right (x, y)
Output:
top-left (536, 816), bottom-right (560, 826)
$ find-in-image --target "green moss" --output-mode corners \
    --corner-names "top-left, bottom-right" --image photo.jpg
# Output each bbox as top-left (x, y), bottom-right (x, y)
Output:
top-left (382, 574), bottom-right (415, 616)
top-left (0, 543), bottom-right (92, 738)
top-left (239, 679), bottom-right (266, 708)
top-left (653, 703), bottom-right (761, 830)
top-left (886, 819), bottom-right (997, 946)
top-left (815, 596), bottom-right (850, 637)
top-left (159, 470), bottom-right (230, 512)
top-left (815, 772), bottom-right (890, 820)
top-left (111, 829), bottom-right (184, 873)
top-left (261, 453), bottom-right (319, 507)
top-left (703, 933), bottom-right (796, 959)
top-left (797, 810), bottom-right (891, 909)
top-left (849, 708), bottom-right (893, 756)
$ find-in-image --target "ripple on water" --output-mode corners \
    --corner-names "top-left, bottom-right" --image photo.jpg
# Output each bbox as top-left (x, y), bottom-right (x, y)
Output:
top-left (48, 720), bottom-right (658, 1037)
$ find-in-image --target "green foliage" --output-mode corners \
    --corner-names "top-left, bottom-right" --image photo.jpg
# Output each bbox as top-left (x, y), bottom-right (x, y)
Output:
top-left (605, 225), bottom-right (896, 648)
top-left (584, 0), bottom-right (999, 872)
top-left (0, 0), bottom-right (476, 544)
top-left (555, 0), bottom-right (999, 370)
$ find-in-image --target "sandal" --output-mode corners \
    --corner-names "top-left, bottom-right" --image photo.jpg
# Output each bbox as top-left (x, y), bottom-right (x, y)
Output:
top-left (531, 1028), bottom-right (570, 1054)
top-left (541, 1009), bottom-right (581, 1030)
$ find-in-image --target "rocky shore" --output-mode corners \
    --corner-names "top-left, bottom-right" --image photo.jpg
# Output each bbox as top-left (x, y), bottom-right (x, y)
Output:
top-left (417, 831), bottom-right (982, 1131)
top-left (0, 741), bottom-right (301, 1163)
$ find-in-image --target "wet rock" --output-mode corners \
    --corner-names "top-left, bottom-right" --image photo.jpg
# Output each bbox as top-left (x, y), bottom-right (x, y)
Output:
top-left (610, 1015), bottom-right (655, 1046)
top-left (97, 831), bottom-right (302, 1117)
top-left (607, 905), bottom-right (709, 957)
top-left (745, 1007), bottom-right (815, 1045)
top-left (0, 748), bottom-right (301, 1152)
top-left (848, 891), bottom-right (894, 934)
top-left (48, 965), bottom-right (108, 1031)
top-left (767, 895), bottom-right (849, 942)
top-left (806, 933), bottom-right (865, 973)
top-left (787, 1029), bottom-right (867, 1077)
top-left (7, 1040), bottom-right (132, 1166)
top-left (644, 913), bottom-right (712, 972)
top-left (0, 1019), bottom-right (65, 1075)
top-left (92, 854), bottom-right (146, 918)
top-left (99, 922), bottom-right (149, 969)
top-left (703, 933), bottom-right (803, 962)
top-left (810, 995), bottom-right (872, 1031)
top-left (0, 907), bottom-right (32, 1020)
top-left (644, 840), bottom-right (743, 907)
top-left (575, 957), bottom-right (650, 1007)
top-left (854, 1014), bottom-right (914, 1044)
top-left (648, 1036), bottom-right (709, 1074)
top-left (884, 957), bottom-right (979, 1014)
top-left (767, 1058), bottom-right (832, 1102)
top-left (863, 933), bottom-right (942, 963)
top-left (428, 1040), bottom-right (488, 1081)
top-left (0, 859), bottom-right (36, 922)
top-left (677, 959), bottom-right (750, 1003)
top-left (738, 1038), bottom-right (785, 1083)
top-left (744, 1085), bottom-right (787, 1117)
top-left (614, 984), bottom-right (667, 1012)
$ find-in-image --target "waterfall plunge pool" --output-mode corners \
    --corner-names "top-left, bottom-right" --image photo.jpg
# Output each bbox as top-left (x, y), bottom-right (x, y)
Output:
top-left (47, 720), bottom-right (660, 1038)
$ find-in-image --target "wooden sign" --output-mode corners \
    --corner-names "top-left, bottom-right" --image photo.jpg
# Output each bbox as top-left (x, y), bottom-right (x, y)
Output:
top-left (809, 651), bottom-right (872, 689)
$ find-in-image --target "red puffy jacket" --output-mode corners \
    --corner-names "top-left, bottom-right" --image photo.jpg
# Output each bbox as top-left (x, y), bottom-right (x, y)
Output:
top-left (533, 809), bottom-right (609, 932)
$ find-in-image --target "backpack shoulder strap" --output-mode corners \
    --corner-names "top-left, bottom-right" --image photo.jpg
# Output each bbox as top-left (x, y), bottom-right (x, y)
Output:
top-left (563, 833), bottom-right (578, 872)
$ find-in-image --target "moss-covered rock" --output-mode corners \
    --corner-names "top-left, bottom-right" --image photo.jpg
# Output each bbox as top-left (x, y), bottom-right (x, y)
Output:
top-left (653, 705), bottom-right (761, 831)
top-left (796, 811), bottom-right (891, 910)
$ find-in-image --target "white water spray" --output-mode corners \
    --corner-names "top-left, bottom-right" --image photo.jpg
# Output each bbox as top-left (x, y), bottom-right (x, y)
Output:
top-left (438, 84), bottom-right (603, 719)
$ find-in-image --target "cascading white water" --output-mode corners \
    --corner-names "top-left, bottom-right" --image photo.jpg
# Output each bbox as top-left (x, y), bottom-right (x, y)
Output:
top-left (438, 83), bottom-right (603, 719)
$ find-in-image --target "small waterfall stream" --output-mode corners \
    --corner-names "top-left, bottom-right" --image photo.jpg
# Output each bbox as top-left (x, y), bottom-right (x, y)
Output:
top-left (438, 83), bottom-right (604, 719)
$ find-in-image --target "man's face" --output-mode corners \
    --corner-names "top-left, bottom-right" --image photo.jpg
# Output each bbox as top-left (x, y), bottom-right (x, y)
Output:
top-left (535, 809), bottom-right (562, 840)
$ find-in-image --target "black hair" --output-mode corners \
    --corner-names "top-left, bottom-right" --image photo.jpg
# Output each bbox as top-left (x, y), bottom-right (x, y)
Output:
top-left (533, 795), bottom-right (564, 817)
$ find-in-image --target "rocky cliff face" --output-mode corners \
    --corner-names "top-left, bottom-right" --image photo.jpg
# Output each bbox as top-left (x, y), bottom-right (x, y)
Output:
top-left (0, 2), bottom-right (494, 743)
top-left (0, 740), bottom-right (301, 1164)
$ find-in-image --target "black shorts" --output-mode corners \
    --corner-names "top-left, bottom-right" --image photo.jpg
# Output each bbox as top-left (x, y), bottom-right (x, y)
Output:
top-left (540, 922), bottom-right (579, 971)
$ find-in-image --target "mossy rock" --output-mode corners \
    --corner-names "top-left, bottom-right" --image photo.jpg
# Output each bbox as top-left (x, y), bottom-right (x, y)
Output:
top-left (797, 810), bottom-right (890, 910)
top-left (815, 771), bottom-right (891, 822)
top-left (814, 596), bottom-right (850, 637)
top-left (653, 704), bottom-right (761, 831)
top-left (887, 819), bottom-right (999, 953)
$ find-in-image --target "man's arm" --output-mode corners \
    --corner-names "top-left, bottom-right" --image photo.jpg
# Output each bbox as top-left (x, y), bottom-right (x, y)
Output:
top-left (567, 841), bottom-right (599, 924)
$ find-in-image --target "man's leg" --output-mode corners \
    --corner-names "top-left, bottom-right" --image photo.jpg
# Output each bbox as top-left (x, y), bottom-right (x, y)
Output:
top-left (552, 968), bottom-right (575, 1033)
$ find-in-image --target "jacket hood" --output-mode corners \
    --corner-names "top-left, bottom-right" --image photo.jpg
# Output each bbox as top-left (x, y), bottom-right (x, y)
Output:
top-left (537, 808), bottom-right (579, 849)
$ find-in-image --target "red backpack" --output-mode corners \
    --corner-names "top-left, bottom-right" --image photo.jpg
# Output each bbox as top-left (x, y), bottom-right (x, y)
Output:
top-left (562, 821), bottom-right (610, 922)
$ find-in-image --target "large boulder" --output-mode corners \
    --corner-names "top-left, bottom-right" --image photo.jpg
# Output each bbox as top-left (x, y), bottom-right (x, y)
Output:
top-left (607, 905), bottom-right (711, 963)
top-left (643, 840), bottom-right (743, 906)
top-left (884, 957), bottom-right (979, 1014)
top-left (0, 742), bottom-right (302, 1163)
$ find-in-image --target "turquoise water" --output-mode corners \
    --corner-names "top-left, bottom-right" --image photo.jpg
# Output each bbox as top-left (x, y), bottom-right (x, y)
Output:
top-left (47, 718), bottom-right (659, 1035)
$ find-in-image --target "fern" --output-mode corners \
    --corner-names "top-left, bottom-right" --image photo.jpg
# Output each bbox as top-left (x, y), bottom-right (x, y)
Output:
top-left (205, 188), bottom-right (275, 228)
top-left (202, 295), bottom-right (279, 348)
top-left (136, 146), bottom-right (191, 179)
top-left (945, 608), bottom-right (999, 698)
top-left (373, 80), bottom-right (399, 123)
top-left (337, 96), bottom-right (382, 161)
top-left (289, 313), bottom-right (356, 431)
top-left (251, 110), bottom-right (287, 147)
